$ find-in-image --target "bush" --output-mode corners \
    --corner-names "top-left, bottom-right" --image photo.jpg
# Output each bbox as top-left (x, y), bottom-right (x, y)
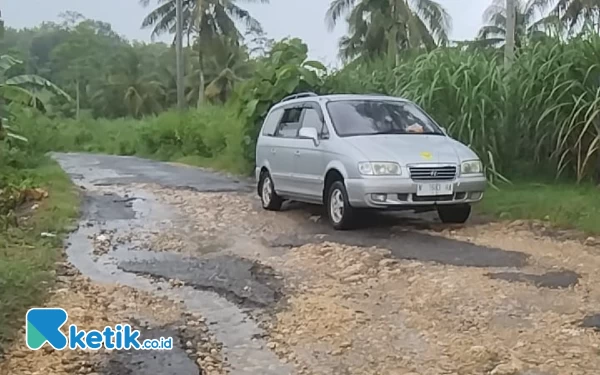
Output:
top-left (231, 38), bottom-right (327, 165)
top-left (10, 104), bottom-right (250, 174)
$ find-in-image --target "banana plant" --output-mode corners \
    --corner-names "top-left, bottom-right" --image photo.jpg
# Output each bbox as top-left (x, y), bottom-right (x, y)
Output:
top-left (0, 55), bottom-right (71, 108)
top-left (0, 55), bottom-right (71, 141)
top-left (0, 121), bottom-right (28, 142)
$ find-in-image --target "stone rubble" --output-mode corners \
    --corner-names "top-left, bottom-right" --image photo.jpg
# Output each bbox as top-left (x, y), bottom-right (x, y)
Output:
top-left (141, 187), bottom-right (600, 375)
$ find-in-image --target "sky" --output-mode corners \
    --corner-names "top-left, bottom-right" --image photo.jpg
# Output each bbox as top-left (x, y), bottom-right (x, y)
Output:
top-left (3, 0), bottom-right (489, 67)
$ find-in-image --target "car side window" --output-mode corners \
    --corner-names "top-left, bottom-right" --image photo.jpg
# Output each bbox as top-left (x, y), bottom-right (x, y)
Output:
top-left (275, 107), bottom-right (303, 138)
top-left (300, 107), bottom-right (327, 138)
top-left (261, 108), bottom-right (284, 136)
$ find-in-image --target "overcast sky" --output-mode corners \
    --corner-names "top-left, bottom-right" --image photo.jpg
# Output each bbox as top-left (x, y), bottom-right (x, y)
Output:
top-left (4, 0), bottom-right (489, 66)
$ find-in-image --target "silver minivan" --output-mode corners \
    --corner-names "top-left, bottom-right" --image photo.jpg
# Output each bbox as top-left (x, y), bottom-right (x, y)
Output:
top-left (255, 93), bottom-right (487, 230)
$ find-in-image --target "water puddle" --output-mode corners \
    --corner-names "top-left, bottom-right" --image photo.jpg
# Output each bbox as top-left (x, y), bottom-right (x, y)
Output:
top-left (65, 182), bottom-right (291, 375)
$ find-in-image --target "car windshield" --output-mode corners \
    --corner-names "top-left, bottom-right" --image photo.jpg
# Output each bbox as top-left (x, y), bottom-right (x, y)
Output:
top-left (326, 99), bottom-right (444, 137)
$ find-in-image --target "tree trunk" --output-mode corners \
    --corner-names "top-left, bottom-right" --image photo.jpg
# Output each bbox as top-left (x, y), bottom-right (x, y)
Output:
top-left (387, 0), bottom-right (399, 67)
top-left (505, 0), bottom-right (516, 68)
top-left (197, 64), bottom-right (205, 108)
top-left (75, 79), bottom-right (80, 120)
top-left (387, 27), bottom-right (398, 67)
top-left (196, 0), bottom-right (205, 108)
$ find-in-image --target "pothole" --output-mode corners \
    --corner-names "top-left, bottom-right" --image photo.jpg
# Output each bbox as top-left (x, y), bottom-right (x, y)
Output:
top-left (270, 231), bottom-right (529, 268)
top-left (118, 254), bottom-right (284, 308)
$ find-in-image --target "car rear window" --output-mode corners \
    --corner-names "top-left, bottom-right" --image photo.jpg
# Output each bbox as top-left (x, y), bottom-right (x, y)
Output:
top-left (261, 108), bottom-right (284, 136)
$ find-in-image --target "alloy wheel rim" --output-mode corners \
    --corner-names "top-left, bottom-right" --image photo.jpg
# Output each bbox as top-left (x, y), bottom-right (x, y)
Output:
top-left (330, 189), bottom-right (344, 223)
top-left (262, 177), bottom-right (272, 206)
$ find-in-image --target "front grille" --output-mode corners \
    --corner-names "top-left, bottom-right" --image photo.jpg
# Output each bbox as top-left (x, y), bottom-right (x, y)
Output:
top-left (409, 166), bottom-right (457, 181)
top-left (412, 194), bottom-right (454, 202)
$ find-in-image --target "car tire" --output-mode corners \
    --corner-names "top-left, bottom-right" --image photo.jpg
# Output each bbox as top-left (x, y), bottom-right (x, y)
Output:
top-left (437, 204), bottom-right (471, 224)
top-left (327, 181), bottom-right (355, 230)
top-left (259, 171), bottom-right (283, 211)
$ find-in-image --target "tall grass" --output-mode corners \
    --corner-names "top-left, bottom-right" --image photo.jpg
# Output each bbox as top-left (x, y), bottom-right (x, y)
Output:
top-left (10, 104), bottom-right (250, 174)
top-left (327, 35), bottom-right (600, 183)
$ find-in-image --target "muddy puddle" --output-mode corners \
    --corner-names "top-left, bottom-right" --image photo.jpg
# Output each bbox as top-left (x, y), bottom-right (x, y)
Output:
top-left (58, 154), bottom-right (291, 375)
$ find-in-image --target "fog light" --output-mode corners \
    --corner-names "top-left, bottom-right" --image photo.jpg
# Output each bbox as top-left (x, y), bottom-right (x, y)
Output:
top-left (371, 193), bottom-right (387, 202)
top-left (469, 192), bottom-right (483, 200)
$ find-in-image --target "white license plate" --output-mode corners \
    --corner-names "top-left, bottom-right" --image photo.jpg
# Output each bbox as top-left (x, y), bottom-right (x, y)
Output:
top-left (416, 182), bottom-right (454, 196)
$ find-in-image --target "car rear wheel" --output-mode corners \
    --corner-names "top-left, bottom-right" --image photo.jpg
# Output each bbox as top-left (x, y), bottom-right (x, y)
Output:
top-left (327, 181), bottom-right (355, 230)
top-left (259, 172), bottom-right (282, 211)
top-left (437, 204), bottom-right (471, 224)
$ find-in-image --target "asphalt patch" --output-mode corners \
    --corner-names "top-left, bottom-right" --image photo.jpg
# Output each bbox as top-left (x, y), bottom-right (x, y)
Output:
top-left (82, 192), bottom-right (136, 222)
top-left (581, 314), bottom-right (600, 330)
top-left (270, 231), bottom-right (529, 268)
top-left (118, 254), bottom-right (283, 308)
top-left (53, 152), bottom-right (252, 193)
top-left (487, 270), bottom-right (580, 289)
top-left (98, 327), bottom-right (198, 375)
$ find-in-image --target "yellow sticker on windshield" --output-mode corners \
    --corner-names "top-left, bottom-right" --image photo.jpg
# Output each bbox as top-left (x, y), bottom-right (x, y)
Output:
top-left (420, 152), bottom-right (433, 160)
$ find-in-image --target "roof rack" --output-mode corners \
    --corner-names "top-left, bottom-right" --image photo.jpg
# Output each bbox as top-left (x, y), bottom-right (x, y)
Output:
top-left (280, 92), bottom-right (318, 102)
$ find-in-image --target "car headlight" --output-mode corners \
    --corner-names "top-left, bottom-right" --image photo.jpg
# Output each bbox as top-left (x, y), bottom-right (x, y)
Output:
top-left (358, 162), bottom-right (402, 176)
top-left (461, 160), bottom-right (483, 174)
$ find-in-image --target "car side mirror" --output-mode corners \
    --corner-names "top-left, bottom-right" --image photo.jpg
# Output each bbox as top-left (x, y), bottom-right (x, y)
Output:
top-left (298, 127), bottom-right (319, 146)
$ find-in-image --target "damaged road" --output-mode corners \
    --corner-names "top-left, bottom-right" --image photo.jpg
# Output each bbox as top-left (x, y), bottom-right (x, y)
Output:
top-left (2, 152), bottom-right (600, 375)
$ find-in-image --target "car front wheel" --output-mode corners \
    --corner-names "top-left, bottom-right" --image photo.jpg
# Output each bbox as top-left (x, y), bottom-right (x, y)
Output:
top-left (259, 172), bottom-right (282, 211)
top-left (437, 204), bottom-right (471, 224)
top-left (327, 181), bottom-right (355, 230)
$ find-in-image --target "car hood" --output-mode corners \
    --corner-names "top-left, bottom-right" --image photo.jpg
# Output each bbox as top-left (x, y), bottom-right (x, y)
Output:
top-left (344, 134), bottom-right (477, 165)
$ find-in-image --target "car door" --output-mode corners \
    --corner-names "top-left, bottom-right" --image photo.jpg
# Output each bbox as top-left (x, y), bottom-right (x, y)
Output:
top-left (292, 103), bottom-right (329, 199)
top-left (271, 106), bottom-right (303, 194)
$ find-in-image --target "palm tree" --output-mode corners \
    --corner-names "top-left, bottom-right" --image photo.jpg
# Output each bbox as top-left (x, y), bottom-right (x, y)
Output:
top-left (545, 0), bottom-right (600, 34)
top-left (477, 0), bottom-right (553, 48)
top-left (92, 47), bottom-right (165, 118)
top-left (187, 35), bottom-right (251, 103)
top-left (139, 0), bottom-right (267, 107)
top-left (325, 0), bottom-right (451, 63)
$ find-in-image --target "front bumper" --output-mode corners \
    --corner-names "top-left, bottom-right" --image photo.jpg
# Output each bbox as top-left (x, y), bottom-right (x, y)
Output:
top-left (345, 175), bottom-right (487, 208)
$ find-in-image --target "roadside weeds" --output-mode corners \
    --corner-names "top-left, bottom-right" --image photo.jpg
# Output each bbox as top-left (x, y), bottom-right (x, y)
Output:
top-left (0, 160), bottom-right (80, 351)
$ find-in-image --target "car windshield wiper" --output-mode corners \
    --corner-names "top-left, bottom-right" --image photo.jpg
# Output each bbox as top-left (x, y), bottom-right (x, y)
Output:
top-left (370, 129), bottom-right (406, 134)
top-left (370, 129), bottom-right (443, 135)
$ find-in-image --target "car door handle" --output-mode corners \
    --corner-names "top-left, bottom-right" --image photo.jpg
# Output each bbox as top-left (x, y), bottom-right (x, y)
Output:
top-left (294, 150), bottom-right (301, 156)
top-left (270, 148), bottom-right (276, 154)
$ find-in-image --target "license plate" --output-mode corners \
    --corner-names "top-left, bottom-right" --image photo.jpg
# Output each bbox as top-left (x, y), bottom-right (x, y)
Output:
top-left (416, 182), bottom-right (454, 196)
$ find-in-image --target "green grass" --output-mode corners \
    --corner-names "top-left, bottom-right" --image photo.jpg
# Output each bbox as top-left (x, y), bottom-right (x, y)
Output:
top-left (478, 181), bottom-right (600, 235)
top-left (0, 159), bottom-right (80, 351)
